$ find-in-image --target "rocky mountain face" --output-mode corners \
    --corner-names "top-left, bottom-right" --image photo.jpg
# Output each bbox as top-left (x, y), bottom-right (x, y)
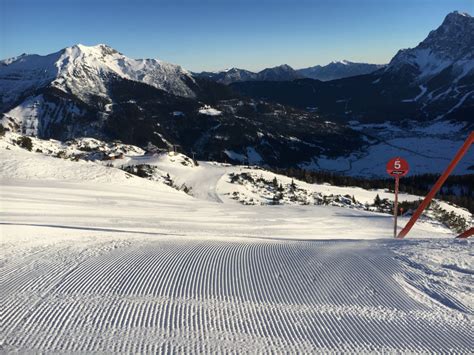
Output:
top-left (389, 11), bottom-right (473, 73)
top-left (380, 11), bottom-right (474, 120)
top-left (297, 61), bottom-right (385, 81)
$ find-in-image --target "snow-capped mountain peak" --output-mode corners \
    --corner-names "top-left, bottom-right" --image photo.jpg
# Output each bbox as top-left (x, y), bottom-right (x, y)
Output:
top-left (330, 60), bottom-right (350, 65)
top-left (387, 11), bottom-right (474, 78)
top-left (56, 43), bottom-right (196, 98)
top-left (0, 53), bottom-right (30, 66)
top-left (0, 44), bottom-right (197, 111)
top-left (419, 11), bottom-right (473, 60)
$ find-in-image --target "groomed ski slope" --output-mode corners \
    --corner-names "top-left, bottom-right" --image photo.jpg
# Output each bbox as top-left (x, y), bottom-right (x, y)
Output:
top-left (2, 230), bottom-right (472, 353)
top-left (1, 146), bottom-right (472, 353)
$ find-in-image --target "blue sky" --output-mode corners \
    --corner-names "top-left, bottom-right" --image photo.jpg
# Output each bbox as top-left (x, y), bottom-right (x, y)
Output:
top-left (1, 0), bottom-right (472, 71)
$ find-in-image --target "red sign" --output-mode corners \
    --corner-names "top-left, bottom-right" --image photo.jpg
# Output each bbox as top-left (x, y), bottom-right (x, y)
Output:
top-left (386, 157), bottom-right (409, 177)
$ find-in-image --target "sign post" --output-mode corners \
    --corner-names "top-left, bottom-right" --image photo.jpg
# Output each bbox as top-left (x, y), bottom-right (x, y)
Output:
top-left (393, 175), bottom-right (400, 239)
top-left (386, 157), bottom-right (409, 238)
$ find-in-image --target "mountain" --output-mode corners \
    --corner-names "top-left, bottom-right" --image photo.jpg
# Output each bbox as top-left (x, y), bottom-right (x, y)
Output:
top-left (256, 64), bottom-right (303, 81)
top-left (194, 64), bottom-right (302, 84)
top-left (0, 44), bottom-right (366, 168)
top-left (297, 60), bottom-right (385, 81)
top-left (196, 62), bottom-right (383, 84)
top-left (231, 11), bottom-right (474, 123)
top-left (0, 44), bottom-right (197, 113)
top-left (388, 11), bottom-right (473, 77)
top-left (195, 68), bottom-right (258, 85)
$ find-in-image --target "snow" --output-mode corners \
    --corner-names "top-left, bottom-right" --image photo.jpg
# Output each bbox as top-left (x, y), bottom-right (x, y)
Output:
top-left (444, 90), bottom-right (474, 116)
top-left (0, 52), bottom-right (60, 108)
top-left (401, 85), bottom-right (427, 102)
top-left (0, 53), bottom-right (29, 66)
top-left (0, 146), bottom-right (155, 186)
top-left (224, 149), bottom-right (246, 162)
top-left (351, 137), bottom-right (471, 176)
top-left (1, 132), bottom-right (145, 161)
top-left (307, 121), bottom-right (474, 177)
top-left (332, 59), bottom-right (350, 65)
top-left (391, 239), bottom-right (473, 314)
top-left (1, 138), bottom-right (472, 352)
top-left (224, 147), bottom-right (263, 165)
top-left (389, 48), bottom-right (452, 78)
top-left (1, 95), bottom-right (84, 136)
top-left (245, 147), bottom-right (263, 164)
top-left (453, 59), bottom-right (474, 82)
top-left (410, 120), bottom-right (466, 134)
top-left (198, 105), bottom-right (222, 116)
top-left (3, 141), bottom-right (464, 241)
top-left (0, 44), bottom-right (196, 111)
top-left (454, 11), bottom-right (471, 17)
top-left (1, 217), bottom-right (471, 352)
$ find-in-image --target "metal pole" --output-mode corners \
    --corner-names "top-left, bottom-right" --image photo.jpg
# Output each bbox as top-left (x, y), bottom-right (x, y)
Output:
top-left (393, 175), bottom-right (399, 239)
top-left (398, 131), bottom-right (474, 239)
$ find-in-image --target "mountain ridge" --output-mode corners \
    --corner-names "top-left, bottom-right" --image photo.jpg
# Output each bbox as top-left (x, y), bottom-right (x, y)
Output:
top-left (194, 61), bottom-right (385, 84)
top-left (0, 43), bottom-right (197, 113)
top-left (297, 61), bottom-right (386, 81)
top-left (231, 11), bottom-right (474, 123)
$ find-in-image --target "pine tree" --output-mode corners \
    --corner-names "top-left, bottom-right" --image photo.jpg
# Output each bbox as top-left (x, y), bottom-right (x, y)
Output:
top-left (290, 179), bottom-right (296, 191)
top-left (272, 177), bottom-right (279, 189)
top-left (374, 194), bottom-right (382, 206)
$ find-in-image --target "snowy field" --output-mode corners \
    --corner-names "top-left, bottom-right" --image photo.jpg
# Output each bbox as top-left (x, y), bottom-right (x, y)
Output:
top-left (1, 142), bottom-right (473, 352)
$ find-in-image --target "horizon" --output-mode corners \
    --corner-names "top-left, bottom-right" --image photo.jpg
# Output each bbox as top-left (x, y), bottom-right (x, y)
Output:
top-left (1, 0), bottom-right (472, 72)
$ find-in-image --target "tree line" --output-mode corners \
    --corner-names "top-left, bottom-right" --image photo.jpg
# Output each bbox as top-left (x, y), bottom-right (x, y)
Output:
top-left (268, 167), bottom-right (474, 213)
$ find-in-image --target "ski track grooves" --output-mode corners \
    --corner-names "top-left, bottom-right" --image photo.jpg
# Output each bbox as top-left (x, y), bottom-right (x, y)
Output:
top-left (1, 239), bottom-right (472, 353)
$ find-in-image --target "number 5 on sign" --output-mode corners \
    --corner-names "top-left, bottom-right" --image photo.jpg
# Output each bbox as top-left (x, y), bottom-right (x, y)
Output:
top-left (386, 157), bottom-right (409, 177)
top-left (386, 157), bottom-right (410, 238)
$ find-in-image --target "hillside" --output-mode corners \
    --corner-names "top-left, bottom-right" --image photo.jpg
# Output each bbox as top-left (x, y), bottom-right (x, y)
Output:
top-left (1, 134), bottom-right (472, 353)
top-left (2, 132), bottom-right (471, 234)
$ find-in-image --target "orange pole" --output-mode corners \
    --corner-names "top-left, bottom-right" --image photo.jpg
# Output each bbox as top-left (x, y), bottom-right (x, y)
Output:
top-left (456, 228), bottom-right (473, 239)
top-left (398, 131), bottom-right (474, 239)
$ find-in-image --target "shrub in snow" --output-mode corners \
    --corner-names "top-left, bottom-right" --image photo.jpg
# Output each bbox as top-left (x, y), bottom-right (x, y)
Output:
top-left (181, 184), bottom-right (192, 194)
top-left (16, 136), bottom-right (33, 151)
top-left (430, 202), bottom-right (470, 233)
top-left (0, 125), bottom-right (7, 137)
